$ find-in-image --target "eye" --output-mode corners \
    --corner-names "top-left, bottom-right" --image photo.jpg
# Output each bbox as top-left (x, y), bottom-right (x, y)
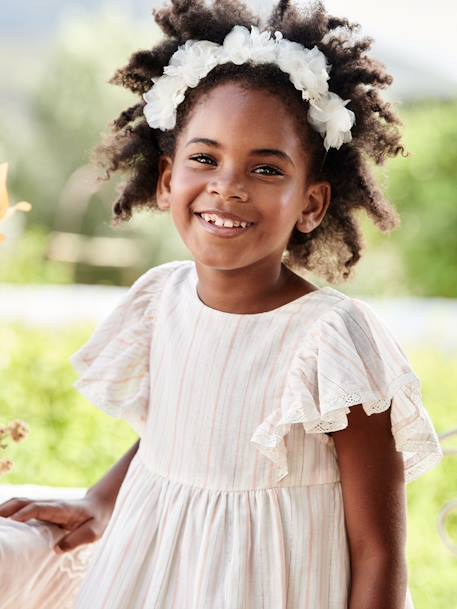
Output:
top-left (189, 154), bottom-right (216, 165)
top-left (254, 165), bottom-right (283, 176)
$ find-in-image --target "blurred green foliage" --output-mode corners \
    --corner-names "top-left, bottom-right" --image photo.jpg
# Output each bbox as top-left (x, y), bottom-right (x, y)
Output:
top-left (0, 322), bottom-right (455, 608)
top-left (395, 103), bottom-right (457, 297)
top-left (0, 9), bottom-right (152, 231)
top-left (0, 323), bottom-right (136, 488)
top-left (0, 9), bottom-right (190, 284)
top-left (375, 102), bottom-right (457, 298)
top-left (328, 100), bottom-right (457, 298)
top-left (0, 226), bottom-right (73, 284)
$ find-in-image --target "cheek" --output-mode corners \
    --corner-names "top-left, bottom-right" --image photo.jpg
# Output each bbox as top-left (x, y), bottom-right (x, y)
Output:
top-left (261, 189), bottom-right (301, 222)
top-left (171, 166), bottom-right (204, 199)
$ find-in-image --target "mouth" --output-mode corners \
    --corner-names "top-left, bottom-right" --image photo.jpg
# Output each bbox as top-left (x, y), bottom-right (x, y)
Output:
top-left (194, 212), bottom-right (254, 238)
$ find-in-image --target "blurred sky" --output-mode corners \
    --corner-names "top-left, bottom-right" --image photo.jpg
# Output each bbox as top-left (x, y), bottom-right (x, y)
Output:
top-left (1, 0), bottom-right (456, 100)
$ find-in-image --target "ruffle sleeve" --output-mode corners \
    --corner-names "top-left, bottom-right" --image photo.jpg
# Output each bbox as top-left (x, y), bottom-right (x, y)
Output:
top-left (70, 261), bottom-right (181, 436)
top-left (250, 297), bottom-right (444, 484)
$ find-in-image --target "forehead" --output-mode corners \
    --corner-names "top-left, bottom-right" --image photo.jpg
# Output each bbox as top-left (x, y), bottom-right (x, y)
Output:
top-left (178, 82), bottom-right (308, 161)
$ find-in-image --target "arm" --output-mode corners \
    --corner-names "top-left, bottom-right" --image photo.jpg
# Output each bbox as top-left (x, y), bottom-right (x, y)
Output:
top-left (0, 439), bottom-right (141, 552)
top-left (330, 404), bottom-right (408, 609)
top-left (85, 438), bottom-right (140, 508)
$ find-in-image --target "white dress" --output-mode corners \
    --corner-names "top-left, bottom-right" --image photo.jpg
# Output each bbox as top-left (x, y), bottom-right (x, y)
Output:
top-left (48, 260), bottom-right (446, 607)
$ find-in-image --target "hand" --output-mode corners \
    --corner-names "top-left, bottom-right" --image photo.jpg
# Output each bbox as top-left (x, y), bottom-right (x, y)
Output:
top-left (0, 493), bottom-right (113, 554)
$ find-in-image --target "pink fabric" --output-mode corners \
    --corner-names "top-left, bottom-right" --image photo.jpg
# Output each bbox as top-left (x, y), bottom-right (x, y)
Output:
top-left (0, 517), bottom-right (96, 609)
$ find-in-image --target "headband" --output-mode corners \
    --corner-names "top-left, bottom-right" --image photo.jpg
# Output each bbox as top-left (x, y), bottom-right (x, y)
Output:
top-left (143, 25), bottom-right (355, 150)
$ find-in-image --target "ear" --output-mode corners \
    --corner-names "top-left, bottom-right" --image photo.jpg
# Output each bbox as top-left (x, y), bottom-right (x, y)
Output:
top-left (156, 155), bottom-right (173, 211)
top-left (296, 180), bottom-right (332, 234)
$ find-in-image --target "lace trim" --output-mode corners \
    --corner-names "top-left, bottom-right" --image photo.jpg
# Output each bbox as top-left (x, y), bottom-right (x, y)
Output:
top-left (281, 371), bottom-right (419, 428)
top-left (55, 544), bottom-right (98, 609)
top-left (250, 374), bottom-right (443, 484)
top-left (58, 544), bottom-right (96, 580)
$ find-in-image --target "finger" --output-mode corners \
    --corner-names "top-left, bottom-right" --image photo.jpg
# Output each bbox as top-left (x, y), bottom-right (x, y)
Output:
top-left (0, 498), bottom-right (32, 518)
top-left (10, 502), bottom-right (69, 526)
top-left (54, 520), bottom-right (99, 553)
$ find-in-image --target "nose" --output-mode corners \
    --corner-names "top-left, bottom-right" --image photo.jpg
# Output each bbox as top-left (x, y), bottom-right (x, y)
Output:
top-left (206, 172), bottom-right (249, 202)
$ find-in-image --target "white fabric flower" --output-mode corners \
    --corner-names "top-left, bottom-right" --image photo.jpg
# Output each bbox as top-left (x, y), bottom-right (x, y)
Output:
top-left (221, 25), bottom-right (277, 65)
top-left (164, 40), bottom-right (222, 87)
top-left (276, 40), bottom-right (329, 101)
top-left (308, 92), bottom-right (356, 150)
top-left (141, 25), bottom-right (356, 150)
top-left (143, 75), bottom-right (187, 130)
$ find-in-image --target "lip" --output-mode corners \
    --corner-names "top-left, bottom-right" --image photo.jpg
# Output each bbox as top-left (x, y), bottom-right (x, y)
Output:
top-left (194, 212), bottom-right (254, 238)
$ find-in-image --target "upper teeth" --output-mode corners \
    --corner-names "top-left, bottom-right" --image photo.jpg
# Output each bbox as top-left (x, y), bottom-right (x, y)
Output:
top-left (200, 213), bottom-right (250, 228)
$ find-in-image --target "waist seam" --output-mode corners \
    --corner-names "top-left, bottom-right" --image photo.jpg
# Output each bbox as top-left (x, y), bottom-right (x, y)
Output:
top-left (134, 454), bottom-right (341, 494)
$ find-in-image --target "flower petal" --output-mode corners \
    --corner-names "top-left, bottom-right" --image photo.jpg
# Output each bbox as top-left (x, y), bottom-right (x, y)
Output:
top-left (308, 92), bottom-right (355, 150)
top-left (143, 76), bottom-right (187, 130)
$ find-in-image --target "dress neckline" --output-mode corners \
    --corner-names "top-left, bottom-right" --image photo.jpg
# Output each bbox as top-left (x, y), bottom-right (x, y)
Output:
top-left (186, 261), bottom-right (337, 318)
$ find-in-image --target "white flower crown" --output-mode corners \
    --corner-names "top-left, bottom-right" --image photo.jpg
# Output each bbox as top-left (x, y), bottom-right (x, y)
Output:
top-left (143, 25), bottom-right (355, 150)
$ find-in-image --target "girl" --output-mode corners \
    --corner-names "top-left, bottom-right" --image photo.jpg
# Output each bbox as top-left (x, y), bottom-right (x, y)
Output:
top-left (0, 1), bottom-right (443, 608)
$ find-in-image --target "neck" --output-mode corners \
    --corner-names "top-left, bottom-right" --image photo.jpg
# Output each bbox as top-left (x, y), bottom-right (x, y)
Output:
top-left (193, 258), bottom-right (314, 314)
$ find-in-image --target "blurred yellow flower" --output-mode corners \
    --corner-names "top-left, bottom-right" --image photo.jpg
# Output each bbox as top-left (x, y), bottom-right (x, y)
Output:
top-left (0, 162), bottom-right (32, 244)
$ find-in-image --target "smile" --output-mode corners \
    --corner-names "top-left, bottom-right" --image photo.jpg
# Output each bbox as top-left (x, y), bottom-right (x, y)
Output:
top-left (194, 213), bottom-right (254, 238)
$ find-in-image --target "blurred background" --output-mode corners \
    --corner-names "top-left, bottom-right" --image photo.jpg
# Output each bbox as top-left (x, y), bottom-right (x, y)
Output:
top-left (0, 1), bottom-right (456, 607)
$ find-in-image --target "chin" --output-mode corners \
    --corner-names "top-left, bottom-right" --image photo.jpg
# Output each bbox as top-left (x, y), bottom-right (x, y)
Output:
top-left (194, 256), bottom-right (239, 271)
top-left (192, 251), bottom-right (246, 271)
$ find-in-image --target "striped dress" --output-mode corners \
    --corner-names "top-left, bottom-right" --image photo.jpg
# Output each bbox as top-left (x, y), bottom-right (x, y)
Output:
top-left (71, 259), bottom-right (443, 609)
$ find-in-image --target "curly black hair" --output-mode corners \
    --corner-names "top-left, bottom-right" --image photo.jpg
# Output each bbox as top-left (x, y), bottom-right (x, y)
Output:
top-left (93, 0), bottom-right (406, 283)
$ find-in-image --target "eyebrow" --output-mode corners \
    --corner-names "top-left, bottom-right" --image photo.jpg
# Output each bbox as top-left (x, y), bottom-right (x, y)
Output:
top-left (185, 137), bottom-right (295, 166)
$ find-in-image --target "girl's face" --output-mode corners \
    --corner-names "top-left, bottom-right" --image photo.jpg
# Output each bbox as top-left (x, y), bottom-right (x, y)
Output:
top-left (157, 82), bottom-right (330, 272)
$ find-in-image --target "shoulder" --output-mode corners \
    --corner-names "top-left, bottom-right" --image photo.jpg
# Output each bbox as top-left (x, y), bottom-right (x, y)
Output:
top-left (293, 289), bottom-right (415, 398)
top-left (312, 287), bottom-right (383, 324)
top-left (70, 260), bottom-right (192, 375)
top-left (309, 289), bottom-right (400, 355)
top-left (130, 259), bottom-right (192, 292)
top-left (125, 259), bottom-right (193, 311)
